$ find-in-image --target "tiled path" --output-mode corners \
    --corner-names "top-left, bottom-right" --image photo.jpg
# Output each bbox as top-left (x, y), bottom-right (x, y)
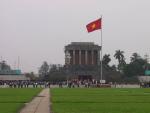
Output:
top-left (20, 88), bottom-right (50, 113)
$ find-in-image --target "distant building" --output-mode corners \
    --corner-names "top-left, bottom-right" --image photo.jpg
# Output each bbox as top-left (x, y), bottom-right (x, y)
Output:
top-left (0, 60), bottom-right (21, 75)
top-left (64, 42), bottom-right (101, 80)
top-left (0, 61), bottom-right (29, 80)
top-left (0, 75), bottom-right (29, 80)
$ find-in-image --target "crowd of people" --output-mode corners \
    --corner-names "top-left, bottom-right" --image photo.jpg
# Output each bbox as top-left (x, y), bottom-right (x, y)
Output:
top-left (0, 80), bottom-right (51, 88)
top-left (1, 80), bottom-right (147, 88)
top-left (59, 80), bottom-right (111, 88)
top-left (0, 80), bottom-right (112, 88)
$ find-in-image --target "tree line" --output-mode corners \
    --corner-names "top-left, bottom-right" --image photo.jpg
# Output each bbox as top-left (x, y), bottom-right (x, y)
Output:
top-left (37, 50), bottom-right (150, 83)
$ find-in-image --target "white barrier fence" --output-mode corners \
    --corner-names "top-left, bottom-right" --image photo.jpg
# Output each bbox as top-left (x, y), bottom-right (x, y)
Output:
top-left (111, 84), bottom-right (141, 88)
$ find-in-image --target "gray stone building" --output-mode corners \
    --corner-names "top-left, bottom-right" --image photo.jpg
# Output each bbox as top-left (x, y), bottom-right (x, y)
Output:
top-left (64, 42), bottom-right (101, 80)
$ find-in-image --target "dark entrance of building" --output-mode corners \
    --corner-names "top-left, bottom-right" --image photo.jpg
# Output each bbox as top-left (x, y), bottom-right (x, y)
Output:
top-left (78, 75), bottom-right (92, 81)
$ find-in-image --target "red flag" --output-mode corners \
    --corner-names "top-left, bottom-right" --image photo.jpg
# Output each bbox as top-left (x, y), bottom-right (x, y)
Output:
top-left (86, 18), bottom-right (101, 33)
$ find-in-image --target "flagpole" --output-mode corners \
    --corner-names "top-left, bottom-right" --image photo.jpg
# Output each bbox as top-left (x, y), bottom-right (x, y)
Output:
top-left (100, 15), bottom-right (103, 84)
top-left (86, 17), bottom-right (103, 83)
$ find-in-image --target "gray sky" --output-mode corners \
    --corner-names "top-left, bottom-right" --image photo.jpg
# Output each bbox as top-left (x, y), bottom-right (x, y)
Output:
top-left (0, 0), bottom-right (150, 73)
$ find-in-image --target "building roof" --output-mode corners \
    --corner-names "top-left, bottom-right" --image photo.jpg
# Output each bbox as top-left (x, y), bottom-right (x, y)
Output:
top-left (65, 42), bottom-right (101, 51)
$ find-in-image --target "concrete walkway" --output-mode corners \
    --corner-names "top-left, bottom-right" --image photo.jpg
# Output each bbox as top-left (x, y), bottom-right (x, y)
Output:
top-left (20, 88), bottom-right (50, 113)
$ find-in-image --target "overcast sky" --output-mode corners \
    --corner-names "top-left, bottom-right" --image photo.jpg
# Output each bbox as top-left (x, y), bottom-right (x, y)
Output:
top-left (0, 0), bottom-right (150, 73)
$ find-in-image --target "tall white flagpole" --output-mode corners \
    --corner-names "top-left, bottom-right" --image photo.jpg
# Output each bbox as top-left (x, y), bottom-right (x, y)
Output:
top-left (100, 15), bottom-right (103, 83)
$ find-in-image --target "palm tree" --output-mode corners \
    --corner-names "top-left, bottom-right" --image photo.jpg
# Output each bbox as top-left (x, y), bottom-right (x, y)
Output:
top-left (114, 50), bottom-right (126, 72)
top-left (130, 53), bottom-right (141, 62)
top-left (114, 50), bottom-right (125, 64)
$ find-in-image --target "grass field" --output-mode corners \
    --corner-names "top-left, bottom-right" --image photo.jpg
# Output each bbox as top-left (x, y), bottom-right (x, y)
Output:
top-left (51, 88), bottom-right (150, 113)
top-left (0, 88), bottom-right (42, 113)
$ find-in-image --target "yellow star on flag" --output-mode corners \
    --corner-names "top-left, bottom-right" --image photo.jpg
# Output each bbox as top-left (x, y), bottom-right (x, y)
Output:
top-left (92, 24), bottom-right (96, 29)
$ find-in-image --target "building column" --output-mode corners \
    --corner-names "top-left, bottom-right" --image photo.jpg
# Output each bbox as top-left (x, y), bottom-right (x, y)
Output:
top-left (65, 50), bottom-right (69, 65)
top-left (85, 50), bottom-right (88, 65)
top-left (97, 50), bottom-right (100, 65)
top-left (79, 50), bottom-right (81, 65)
top-left (73, 50), bottom-right (75, 65)
top-left (91, 50), bottom-right (94, 65)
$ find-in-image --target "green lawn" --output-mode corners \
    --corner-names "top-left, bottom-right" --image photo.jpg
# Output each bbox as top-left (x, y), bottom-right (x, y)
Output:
top-left (0, 88), bottom-right (42, 113)
top-left (51, 88), bottom-right (150, 113)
